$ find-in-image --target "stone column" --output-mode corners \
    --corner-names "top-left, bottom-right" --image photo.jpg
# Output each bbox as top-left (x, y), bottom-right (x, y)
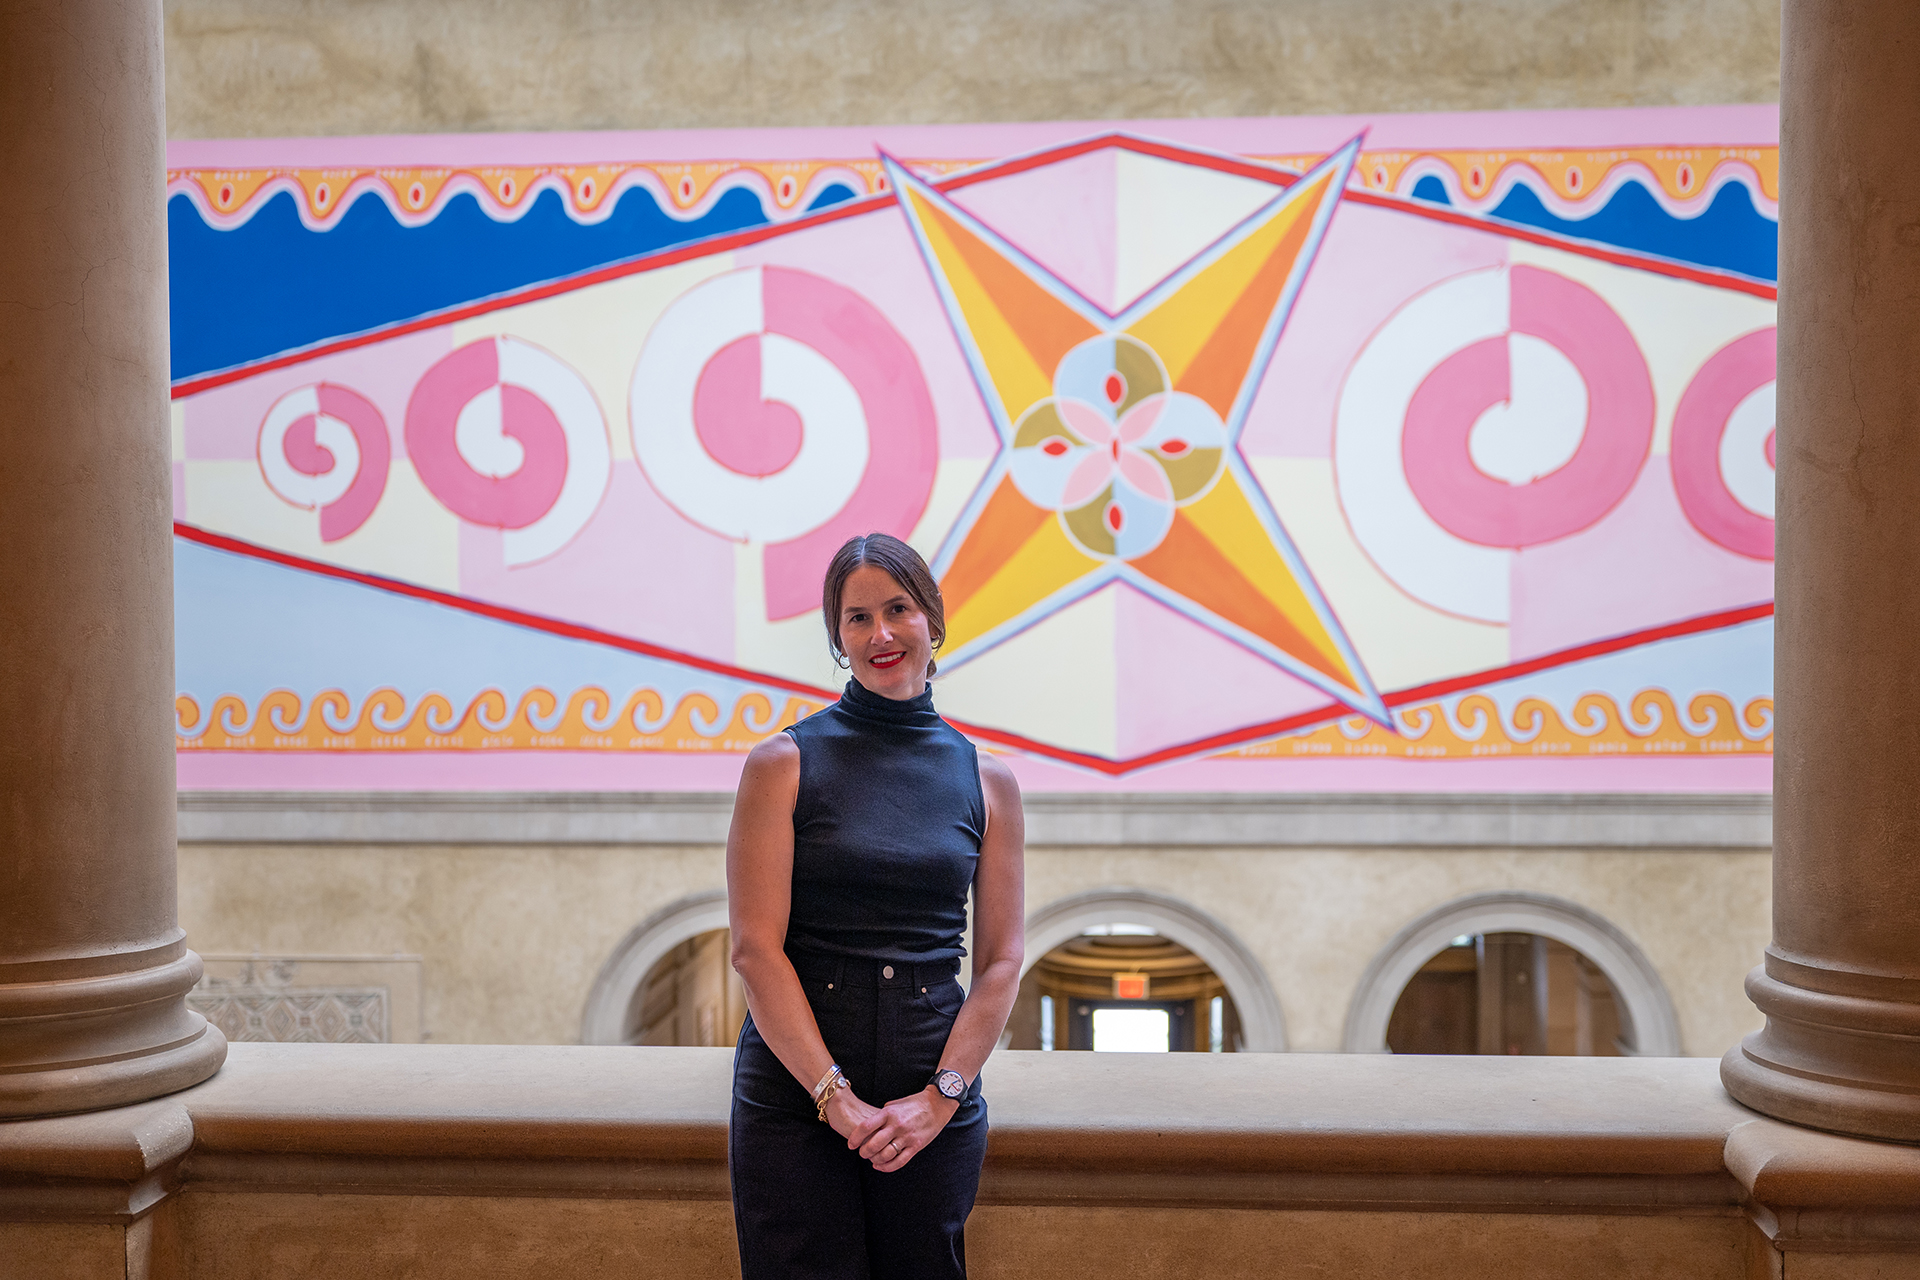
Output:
top-left (1720, 0), bottom-right (1920, 1142)
top-left (0, 0), bottom-right (226, 1116)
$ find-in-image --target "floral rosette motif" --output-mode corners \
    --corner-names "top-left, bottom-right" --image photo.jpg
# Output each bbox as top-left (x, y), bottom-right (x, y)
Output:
top-left (1007, 335), bottom-right (1227, 559)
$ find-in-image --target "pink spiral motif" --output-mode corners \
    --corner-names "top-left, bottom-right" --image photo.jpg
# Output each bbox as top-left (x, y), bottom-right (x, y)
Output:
top-left (257, 382), bottom-right (391, 542)
top-left (629, 266), bottom-right (939, 619)
top-left (1401, 265), bottom-right (1655, 548)
top-left (1670, 327), bottom-right (1776, 560)
top-left (405, 336), bottom-right (611, 566)
top-left (405, 339), bottom-right (568, 528)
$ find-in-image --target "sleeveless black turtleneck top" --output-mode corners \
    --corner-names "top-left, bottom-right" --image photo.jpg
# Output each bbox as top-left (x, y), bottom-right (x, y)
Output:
top-left (782, 678), bottom-right (985, 964)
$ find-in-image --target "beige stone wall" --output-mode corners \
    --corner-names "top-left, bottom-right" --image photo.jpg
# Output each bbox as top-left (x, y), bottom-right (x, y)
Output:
top-left (177, 842), bottom-right (1767, 1054)
top-left (1024, 845), bottom-right (1770, 1057)
top-left (178, 842), bottom-right (725, 1046)
top-left (162, 0), bottom-right (1779, 140)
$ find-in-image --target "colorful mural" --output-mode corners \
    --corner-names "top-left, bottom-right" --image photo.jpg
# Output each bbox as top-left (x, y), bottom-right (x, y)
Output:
top-left (169, 108), bottom-right (1778, 791)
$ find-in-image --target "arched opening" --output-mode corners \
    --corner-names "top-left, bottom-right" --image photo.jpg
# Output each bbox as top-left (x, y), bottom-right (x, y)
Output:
top-left (1005, 925), bottom-right (1243, 1053)
top-left (1020, 890), bottom-right (1286, 1051)
top-left (584, 887), bottom-right (1289, 1052)
top-left (580, 891), bottom-right (731, 1045)
top-left (1343, 891), bottom-right (1682, 1056)
top-left (626, 927), bottom-right (747, 1047)
top-left (1385, 932), bottom-right (1632, 1056)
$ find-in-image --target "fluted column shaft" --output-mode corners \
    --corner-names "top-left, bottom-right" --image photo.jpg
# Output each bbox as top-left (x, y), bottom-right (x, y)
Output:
top-left (0, 0), bottom-right (225, 1116)
top-left (1721, 0), bottom-right (1920, 1141)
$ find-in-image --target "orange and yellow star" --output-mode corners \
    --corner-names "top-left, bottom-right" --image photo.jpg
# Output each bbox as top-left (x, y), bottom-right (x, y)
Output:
top-left (885, 139), bottom-right (1388, 722)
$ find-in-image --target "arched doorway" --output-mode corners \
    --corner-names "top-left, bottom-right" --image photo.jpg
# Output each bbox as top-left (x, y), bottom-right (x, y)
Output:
top-left (1381, 931), bottom-right (1630, 1056)
top-left (1343, 891), bottom-right (1682, 1056)
top-left (627, 927), bottom-right (747, 1047)
top-left (580, 891), bottom-right (730, 1045)
top-left (584, 887), bottom-right (1289, 1051)
top-left (1007, 926), bottom-right (1242, 1052)
top-left (1020, 889), bottom-right (1286, 1051)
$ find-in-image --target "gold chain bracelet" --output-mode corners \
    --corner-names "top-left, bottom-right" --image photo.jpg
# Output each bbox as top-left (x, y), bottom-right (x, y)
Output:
top-left (814, 1067), bottom-right (849, 1123)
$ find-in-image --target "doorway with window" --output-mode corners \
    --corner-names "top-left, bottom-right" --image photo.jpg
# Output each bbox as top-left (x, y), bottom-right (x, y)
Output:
top-left (1005, 925), bottom-right (1241, 1053)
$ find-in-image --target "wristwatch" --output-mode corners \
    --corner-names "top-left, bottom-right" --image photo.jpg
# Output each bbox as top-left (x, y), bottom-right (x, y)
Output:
top-left (930, 1068), bottom-right (967, 1100)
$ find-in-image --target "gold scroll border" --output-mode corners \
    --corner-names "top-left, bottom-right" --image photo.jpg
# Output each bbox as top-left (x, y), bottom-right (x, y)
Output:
top-left (176, 685), bottom-right (1771, 761)
top-left (1222, 690), bottom-right (1773, 761)
top-left (175, 687), bottom-right (823, 754)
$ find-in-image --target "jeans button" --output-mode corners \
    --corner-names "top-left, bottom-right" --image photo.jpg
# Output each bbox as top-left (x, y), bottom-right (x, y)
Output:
top-left (883, 965), bottom-right (895, 979)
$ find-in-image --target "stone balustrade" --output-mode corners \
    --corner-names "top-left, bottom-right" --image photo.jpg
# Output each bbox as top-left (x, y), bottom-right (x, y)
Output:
top-left (3, 1045), bottom-right (1917, 1278)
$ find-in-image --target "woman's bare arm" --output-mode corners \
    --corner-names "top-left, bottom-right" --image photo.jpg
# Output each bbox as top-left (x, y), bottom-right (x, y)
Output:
top-left (850, 751), bottom-right (1025, 1172)
top-left (935, 752), bottom-right (1026, 1083)
top-left (726, 734), bottom-right (879, 1137)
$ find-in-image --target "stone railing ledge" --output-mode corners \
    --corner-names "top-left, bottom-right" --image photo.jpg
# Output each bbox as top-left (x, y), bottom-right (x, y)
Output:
top-left (981, 1051), bottom-right (1745, 1177)
top-left (184, 1043), bottom-right (731, 1165)
top-left (167, 1044), bottom-right (1755, 1178)
top-left (1724, 1117), bottom-right (1920, 1252)
top-left (0, 1096), bottom-right (193, 1220)
top-left (139, 1044), bottom-right (738, 1206)
top-left (3, 1045), bottom-right (1753, 1213)
top-left (9, 1044), bottom-right (1920, 1272)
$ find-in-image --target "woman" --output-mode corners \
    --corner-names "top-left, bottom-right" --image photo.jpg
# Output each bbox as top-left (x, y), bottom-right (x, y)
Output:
top-left (727, 532), bottom-right (1025, 1280)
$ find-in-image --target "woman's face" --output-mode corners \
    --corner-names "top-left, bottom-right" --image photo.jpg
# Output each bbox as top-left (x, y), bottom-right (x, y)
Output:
top-left (838, 564), bottom-right (935, 700)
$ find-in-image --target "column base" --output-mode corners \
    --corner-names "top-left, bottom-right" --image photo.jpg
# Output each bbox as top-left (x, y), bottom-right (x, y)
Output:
top-left (1720, 954), bottom-right (1920, 1144)
top-left (0, 945), bottom-right (228, 1119)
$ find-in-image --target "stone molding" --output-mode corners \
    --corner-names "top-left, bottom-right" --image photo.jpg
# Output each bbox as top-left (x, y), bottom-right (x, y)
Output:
top-left (1724, 1119), bottom-right (1920, 1253)
top-left (1343, 890), bottom-right (1685, 1057)
top-left (7, 1044), bottom-right (1920, 1263)
top-left (177, 790), bottom-right (1773, 849)
top-left (176, 791), bottom-right (736, 847)
top-left (0, 1096), bottom-right (192, 1222)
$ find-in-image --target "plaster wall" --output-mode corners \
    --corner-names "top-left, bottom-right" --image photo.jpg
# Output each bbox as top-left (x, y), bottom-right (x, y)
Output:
top-left (178, 843), bottom-right (722, 1048)
top-left (161, 0), bottom-right (1781, 140)
top-left (176, 842), bottom-right (1768, 1054)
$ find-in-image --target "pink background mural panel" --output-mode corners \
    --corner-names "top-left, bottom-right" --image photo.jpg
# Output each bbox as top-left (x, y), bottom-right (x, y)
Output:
top-left (168, 106), bottom-right (1779, 792)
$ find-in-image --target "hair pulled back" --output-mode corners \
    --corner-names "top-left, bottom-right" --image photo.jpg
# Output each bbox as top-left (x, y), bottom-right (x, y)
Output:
top-left (821, 534), bottom-right (946, 677)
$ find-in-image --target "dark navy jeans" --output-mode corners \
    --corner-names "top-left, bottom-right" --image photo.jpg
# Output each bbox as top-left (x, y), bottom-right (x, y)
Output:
top-left (729, 951), bottom-right (988, 1280)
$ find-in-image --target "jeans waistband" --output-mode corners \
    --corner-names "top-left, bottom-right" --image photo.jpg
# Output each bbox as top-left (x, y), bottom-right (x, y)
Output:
top-left (787, 950), bottom-right (961, 989)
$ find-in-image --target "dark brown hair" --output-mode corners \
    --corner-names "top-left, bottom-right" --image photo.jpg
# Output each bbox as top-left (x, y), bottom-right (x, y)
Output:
top-left (821, 534), bottom-right (947, 676)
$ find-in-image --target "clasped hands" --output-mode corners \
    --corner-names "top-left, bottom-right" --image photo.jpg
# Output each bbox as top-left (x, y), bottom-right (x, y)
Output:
top-left (825, 1083), bottom-right (958, 1173)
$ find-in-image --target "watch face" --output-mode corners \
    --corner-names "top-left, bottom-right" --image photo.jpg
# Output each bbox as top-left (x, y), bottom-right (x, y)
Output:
top-left (936, 1069), bottom-right (966, 1099)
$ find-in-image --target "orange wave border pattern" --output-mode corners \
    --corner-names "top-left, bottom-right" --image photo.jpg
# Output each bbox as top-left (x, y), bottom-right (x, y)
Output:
top-left (178, 686), bottom-right (1770, 762)
top-left (1222, 690), bottom-right (1772, 761)
top-left (176, 688), bottom-right (826, 754)
top-left (168, 147), bottom-right (1778, 227)
top-left (1314, 146), bottom-right (1777, 204)
top-left (168, 158), bottom-right (953, 224)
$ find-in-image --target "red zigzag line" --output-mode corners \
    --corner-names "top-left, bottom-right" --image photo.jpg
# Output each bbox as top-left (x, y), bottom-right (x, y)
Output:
top-left (173, 522), bottom-right (1774, 777)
